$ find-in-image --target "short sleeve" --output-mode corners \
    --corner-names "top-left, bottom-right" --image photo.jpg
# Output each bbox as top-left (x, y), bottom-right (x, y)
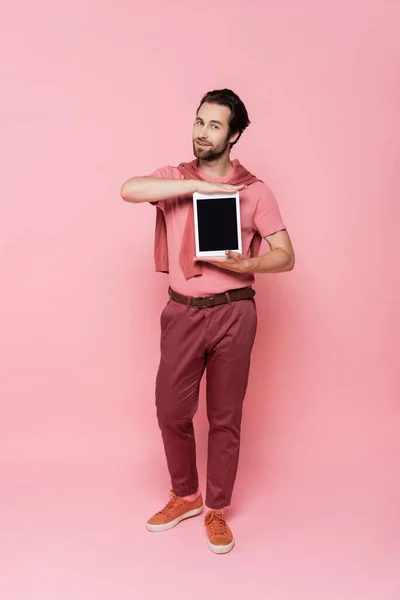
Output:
top-left (253, 183), bottom-right (286, 238)
top-left (149, 165), bottom-right (177, 179)
top-left (148, 165), bottom-right (182, 209)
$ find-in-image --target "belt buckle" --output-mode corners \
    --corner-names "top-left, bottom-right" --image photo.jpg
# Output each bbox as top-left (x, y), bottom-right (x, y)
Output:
top-left (195, 295), bottom-right (214, 308)
top-left (206, 296), bottom-right (214, 307)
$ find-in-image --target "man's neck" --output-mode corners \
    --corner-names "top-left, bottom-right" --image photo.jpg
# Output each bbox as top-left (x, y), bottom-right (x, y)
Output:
top-left (198, 154), bottom-right (234, 178)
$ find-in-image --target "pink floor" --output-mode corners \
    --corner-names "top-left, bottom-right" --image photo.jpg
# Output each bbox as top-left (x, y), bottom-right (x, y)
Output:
top-left (1, 410), bottom-right (399, 600)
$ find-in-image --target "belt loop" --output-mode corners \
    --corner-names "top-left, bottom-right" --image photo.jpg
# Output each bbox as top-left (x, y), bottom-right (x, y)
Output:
top-left (186, 295), bottom-right (192, 310)
top-left (224, 292), bottom-right (231, 304)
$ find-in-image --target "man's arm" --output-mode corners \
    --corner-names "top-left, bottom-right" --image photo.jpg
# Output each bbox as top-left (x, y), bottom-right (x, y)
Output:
top-left (120, 177), bottom-right (198, 204)
top-left (120, 177), bottom-right (246, 204)
top-left (197, 230), bottom-right (295, 274)
top-left (248, 229), bottom-right (295, 273)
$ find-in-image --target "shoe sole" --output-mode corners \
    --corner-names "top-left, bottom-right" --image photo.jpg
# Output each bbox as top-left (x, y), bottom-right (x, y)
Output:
top-left (146, 506), bottom-right (204, 532)
top-left (208, 539), bottom-right (235, 554)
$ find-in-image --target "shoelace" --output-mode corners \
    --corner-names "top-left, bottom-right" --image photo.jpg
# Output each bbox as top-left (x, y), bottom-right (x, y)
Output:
top-left (205, 511), bottom-right (229, 537)
top-left (156, 490), bottom-right (185, 517)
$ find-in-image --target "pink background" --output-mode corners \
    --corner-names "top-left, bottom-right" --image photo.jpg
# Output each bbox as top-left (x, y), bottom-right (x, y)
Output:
top-left (1, 1), bottom-right (399, 598)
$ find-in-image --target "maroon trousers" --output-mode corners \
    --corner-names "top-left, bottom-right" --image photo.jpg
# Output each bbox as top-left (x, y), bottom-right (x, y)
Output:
top-left (155, 295), bottom-right (257, 509)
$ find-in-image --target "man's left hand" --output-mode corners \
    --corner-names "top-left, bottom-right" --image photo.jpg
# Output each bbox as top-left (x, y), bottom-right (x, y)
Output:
top-left (194, 250), bottom-right (251, 273)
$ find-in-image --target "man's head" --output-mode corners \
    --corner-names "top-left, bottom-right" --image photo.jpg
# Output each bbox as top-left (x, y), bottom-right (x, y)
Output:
top-left (192, 89), bottom-right (250, 161)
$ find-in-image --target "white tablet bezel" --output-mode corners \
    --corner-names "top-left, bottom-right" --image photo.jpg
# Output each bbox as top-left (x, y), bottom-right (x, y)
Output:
top-left (193, 191), bottom-right (242, 258)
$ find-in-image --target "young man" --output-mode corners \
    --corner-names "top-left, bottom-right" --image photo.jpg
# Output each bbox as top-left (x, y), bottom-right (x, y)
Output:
top-left (121, 89), bottom-right (295, 554)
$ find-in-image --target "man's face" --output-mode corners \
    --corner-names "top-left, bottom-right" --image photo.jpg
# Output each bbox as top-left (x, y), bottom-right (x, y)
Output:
top-left (192, 102), bottom-right (237, 161)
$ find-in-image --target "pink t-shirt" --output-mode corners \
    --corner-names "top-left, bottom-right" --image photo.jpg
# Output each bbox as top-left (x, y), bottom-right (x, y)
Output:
top-left (150, 164), bottom-right (286, 297)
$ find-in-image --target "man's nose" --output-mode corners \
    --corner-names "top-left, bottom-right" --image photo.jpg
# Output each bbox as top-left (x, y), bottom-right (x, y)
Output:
top-left (198, 125), bottom-right (208, 138)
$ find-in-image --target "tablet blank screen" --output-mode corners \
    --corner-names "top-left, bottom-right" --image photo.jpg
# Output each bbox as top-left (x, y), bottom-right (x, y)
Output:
top-left (197, 197), bottom-right (239, 251)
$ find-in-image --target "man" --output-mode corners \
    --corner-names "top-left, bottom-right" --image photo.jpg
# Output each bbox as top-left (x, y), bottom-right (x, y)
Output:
top-left (121, 89), bottom-right (295, 554)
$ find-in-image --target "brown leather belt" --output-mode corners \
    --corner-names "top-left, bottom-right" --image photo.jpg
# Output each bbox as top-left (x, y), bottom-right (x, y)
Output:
top-left (169, 286), bottom-right (255, 308)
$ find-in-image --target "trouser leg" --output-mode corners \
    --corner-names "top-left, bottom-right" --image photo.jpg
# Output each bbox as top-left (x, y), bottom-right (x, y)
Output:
top-left (204, 299), bottom-right (257, 509)
top-left (155, 300), bottom-right (206, 496)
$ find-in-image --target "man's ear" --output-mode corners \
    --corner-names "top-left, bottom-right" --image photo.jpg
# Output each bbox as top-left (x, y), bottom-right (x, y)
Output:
top-left (229, 131), bottom-right (240, 145)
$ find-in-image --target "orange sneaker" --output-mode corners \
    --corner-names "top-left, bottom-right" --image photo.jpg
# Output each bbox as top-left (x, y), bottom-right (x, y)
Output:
top-left (205, 510), bottom-right (235, 554)
top-left (146, 490), bottom-right (204, 532)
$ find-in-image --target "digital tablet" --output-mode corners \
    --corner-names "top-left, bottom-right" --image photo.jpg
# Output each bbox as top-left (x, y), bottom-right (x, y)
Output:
top-left (193, 192), bottom-right (242, 258)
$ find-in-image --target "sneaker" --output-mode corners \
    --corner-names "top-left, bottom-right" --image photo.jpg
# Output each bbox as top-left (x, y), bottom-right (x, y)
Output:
top-left (146, 490), bottom-right (204, 532)
top-left (205, 510), bottom-right (235, 554)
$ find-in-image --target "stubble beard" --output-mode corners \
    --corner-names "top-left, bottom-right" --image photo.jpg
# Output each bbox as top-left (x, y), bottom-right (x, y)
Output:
top-left (192, 137), bottom-right (230, 162)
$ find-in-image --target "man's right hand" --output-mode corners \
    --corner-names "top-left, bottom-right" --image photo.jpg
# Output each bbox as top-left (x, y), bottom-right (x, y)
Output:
top-left (195, 180), bottom-right (247, 194)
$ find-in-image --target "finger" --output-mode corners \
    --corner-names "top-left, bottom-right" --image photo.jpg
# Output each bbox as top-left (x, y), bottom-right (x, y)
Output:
top-left (225, 250), bottom-right (243, 261)
top-left (219, 185), bottom-right (237, 192)
top-left (220, 183), bottom-right (246, 190)
top-left (199, 259), bottom-right (241, 272)
top-left (194, 256), bottom-right (228, 263)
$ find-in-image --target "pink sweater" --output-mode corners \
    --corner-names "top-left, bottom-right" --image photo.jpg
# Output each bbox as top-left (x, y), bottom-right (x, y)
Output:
top-left (154, 159), bottom-right (261, 280)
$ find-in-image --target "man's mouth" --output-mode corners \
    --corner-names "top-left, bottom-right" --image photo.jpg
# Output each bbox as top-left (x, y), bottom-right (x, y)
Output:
top-left (196, 140), bottom-right (211, 147)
